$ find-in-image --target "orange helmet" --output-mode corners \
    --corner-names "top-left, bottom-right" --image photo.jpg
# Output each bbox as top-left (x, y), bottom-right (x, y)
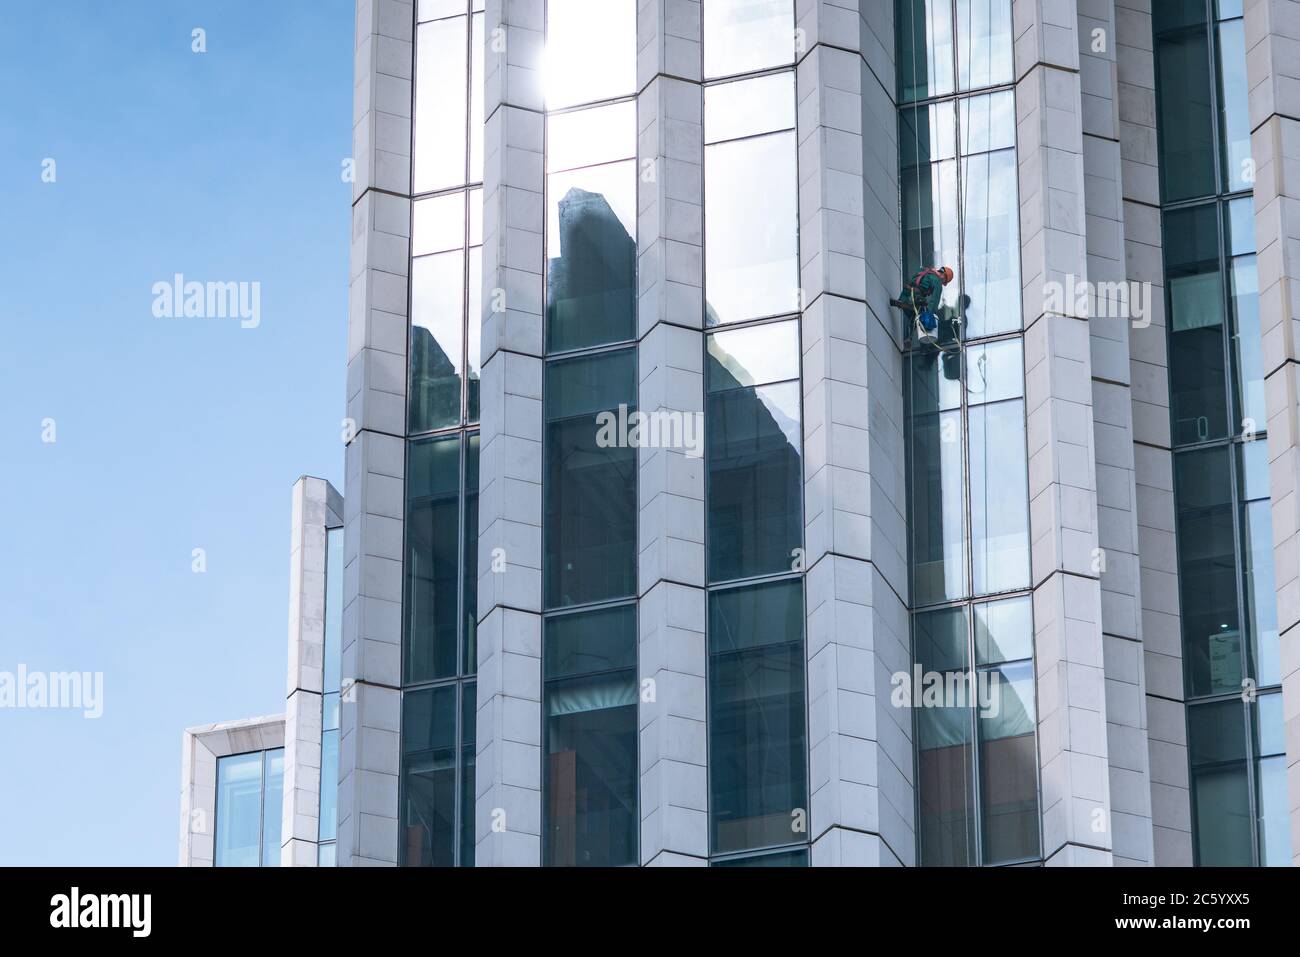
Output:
top-left (940, 266), bottom-right (954, 284)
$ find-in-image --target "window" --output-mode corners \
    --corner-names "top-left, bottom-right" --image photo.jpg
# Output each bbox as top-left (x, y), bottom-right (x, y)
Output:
top-left (400, 681), bottom-right (476, 866)
top-left (414, 2), bottom-right (484, 192)
top-left (405, 435), bottom-right (462, 682)
top-left (704, 74), bottom-right (799, 326)
top-left (703, 0), bottom-right (794, 79)
top-left (214, 749), bottom-right (283, 867)
top-left (708, 579), bottom-right (807, 855)
top-left (706, 320), bottom-right (802, 582)
top-left (544, 349), bottom-right (638, 608)
top-left (544, 0), bottom-right (636, 109)
top-left (543, 605), bottom-right (638, 866)
top-left (546, 102), bottom-right (637, 352)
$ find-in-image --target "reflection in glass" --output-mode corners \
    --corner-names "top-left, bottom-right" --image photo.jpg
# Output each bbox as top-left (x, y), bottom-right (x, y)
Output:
top-left (706, 320), bottom-right (800, 392)
top-left (547, 161), bottom-right (637, 351)
top-left (1227, 199), bottom-right (1263, 433)
top-left (410, 250), bottom-right (465, 432)
top-left (704, 73), bottom-right (797, 143)
top-left (958, 90), bottom-right (1014, 155)
top-left (709, 579), bottom-right (806, 854)
top-left (956, 0), bottom-right (1013, 91)
top-left (401, 685), bottom-right (458, 866)
top-left (470, 12), bottom-right (484, 182)
top-left (965, 339), bottom-right (1023, 405)
top-left (1175, 447), bottom-right (1242, 697)
top-left (467, 245), bottom-right (482, 422)
top-left (703, 0), bottom-right (794, 79)
top-left (544, 605), bottom-right (637, 866)
top-left (1239, 442), bottom-right (1278, 686)
top-left (713, 849), bottom-right (808, 866)
top-left (978, 660), bottom-right (1038, 863)
top-left (463, 435), bottom-right (480, 675)
top-left (970, 399), bottom-right (1030, 595)
top-left (1217, 18), bottom-right (1251, 193)
top-left (318, 729), bottom-right (339, 844)
top-left (961, 149), bottom-right (1020, 337)
top-left (405, 436), bottom-right (462, 682)
top-left (914, 606), bottom-right (974, 866)
top-left (1254, 693), bottom-right (1288, 865)
top-left (898, 0), bottom-right (955, 102)
top-left (545, 350), bottom-right (638, 607)
top-left (1189, 700), bottom-right (1252, 865)
top-left (414, 16), bottom-right (469, 194)
top-left (707, 380), bottom-right (802, 582)
top-left (545, 0), bottom-right (636, 108)
top-left (1154, 20), bottom-right (1215, 202)
top-left (215, 752), bottom-right (263, 867)
top-left (705, 130), bottom-right (799, 325)
top-left (460, 681), bottom-right (476, 866)
top-left (260, 749), bottom-right (283, 867)
top-left (908, 353), bottom-right (966, 605)
top-left (1165, 204), bottom-right (1227, 444)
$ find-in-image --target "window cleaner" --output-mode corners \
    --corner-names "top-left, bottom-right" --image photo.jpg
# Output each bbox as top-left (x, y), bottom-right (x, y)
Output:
top-left (891, 265), bottom-right (953, 348)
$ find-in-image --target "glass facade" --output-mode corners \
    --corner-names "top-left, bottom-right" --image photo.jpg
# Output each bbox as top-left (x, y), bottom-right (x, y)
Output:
top-left (1152, 0), bottom-right (1285, 866)
top-left (702, 0), bottom-right (807, 867)
top-left (540, 0), bottom-right (640, 865)
top-left (399, 0), bottom-right (485, 868)
top-left (897, 0), bottom-right (1040, 866)
top-left (318, 524), bottom-right (343, 865)
top-left (214, 748), bottom-right (284, 867)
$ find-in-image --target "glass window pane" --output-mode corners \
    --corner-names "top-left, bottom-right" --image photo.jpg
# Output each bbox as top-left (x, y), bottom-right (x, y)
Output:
top-left (318, 729), bottom-right (339, 843)
top-left (1153, 22), bottom-right (1216, 202)
top-left (703, 0), bottom-right (794, 79)
top-left (544, 606), bottom-right (638, 866)
top-left (709, 580), bottom-right (806, 854)
top-left (1165, 204), bottom-right (1228, 445)
top-left (470, 12), bottom-right (484, 183)
top-left (466, 245), bottom-right (482, 422)
top-left (547, 102), bottom-right (636, 173)
top-left (405, 436), bottom-right (463, 682)
top-left (401, 685), bottom-right (458, 866)
top-left (969, 399), bottom-right (1031, 595)
top-left (958, 90), bottom-right (1015, 155)
top-left (956, 0), bottom-right (1013, 91)
top-left (545, 350), bottom-right (638, 607)
top-left (705, 131), bottom-right (800, 325)
top-left (420, 0), bottom-right (466, 20)
top-left (461, 682), bottom-right (476, 866)
top-left (1188, 700), bottom-right (1252, 865)
top-left (974, 595), bottom-right (1033, 665)
top-left (317, 842), bottom-right (336, 866)
top-left (260, 749), bottom-right (284, 867)
top-left (965, 339), bottom-right (1023, 405)
top-left (704, 73), bottom-right (797, 144)
top-left (706, 320), bottom-right (800, 393)
top-left (898, 0), bottom-right (955, 102)
top-left (1217, 18), bottom-right (1251, 193)
top-left (1175, 447), bottom-right (1243, 697)
top-left (414, 16), bottom-right (469, 194)
top-left (412, 193), bottom-right (466, 257)
top-left (546, 160), bottom-right (637, 351)
top-left (707, 380), bottom-right (803, 582)
top-left (713, 849), bottom-right (808, 866)
top-left (914, 606), bottom-right (975, 866)
top-left (978, 660), bottom-right (1039, 863)
top-left (410, 250), bottom-right (466, 433)
top-left (900, 153), bottom-right (961, 330)
top-left (215, 752), bottom-right (262, 867)
top-left (463, 434), bottom-right (480, 675)
top-left (545, 0), bottom-right (636, 108)
top-left (1256, 754), bottom-right (1288, 866)
top-left (960, 149), bottom-right (1021, 338)
top-left (1240, 491), bottom-right (1278, 686)
top-left (909, 384), bottom-right (972, 600)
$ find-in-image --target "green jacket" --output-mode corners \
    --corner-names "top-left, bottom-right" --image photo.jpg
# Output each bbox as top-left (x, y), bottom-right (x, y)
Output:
top-left (908, 269), bottom-right (945, 312)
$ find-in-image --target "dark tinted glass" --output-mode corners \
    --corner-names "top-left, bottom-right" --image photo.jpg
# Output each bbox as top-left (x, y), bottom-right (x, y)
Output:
top-left (1188, 700), bottom-right (1252, 865)
top-left (545, 350), bottom-right (638, 607)
top-left (401, 685), bottom-right (458, 866)
top-left (1165, 204), bottom-right (1227, 445)
top-left (1154, 19), bottom-right (1216, 201)
top-left (709, 580), bottom-right (806, 854)
top-left (405, 436), bottom-right (462, 682)
top-left (544, 605), bottom-right (638, 866)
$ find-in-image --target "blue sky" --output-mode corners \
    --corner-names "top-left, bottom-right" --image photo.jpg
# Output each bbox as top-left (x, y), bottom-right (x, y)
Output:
top-left (0, 1), bottom-right (354, 865)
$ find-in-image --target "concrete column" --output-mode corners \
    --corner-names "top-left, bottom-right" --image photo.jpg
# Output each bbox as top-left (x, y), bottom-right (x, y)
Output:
top-left (1115, 0), bottom-right (1192, 866)
top-left (1247, 0), bottom-right (1300, 866)
top-left (337, 0), bottom-right (413, 867)
top-left (281, 477), bottom-right (344, 866)
top-left (1014, 0), bottom-right (1114, 866)
top-left (1078, 0), bottom-right (1155, 867)
top-left (799, 0), bottom-right (913, 867)
top-left (636, 0), bottom-right (708, 868)
top-left (474, 0), bottom-right (545, 867)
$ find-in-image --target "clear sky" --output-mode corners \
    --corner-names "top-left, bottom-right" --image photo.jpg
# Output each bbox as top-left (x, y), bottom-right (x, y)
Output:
top-left (0, 1), bottom-right (354, 865)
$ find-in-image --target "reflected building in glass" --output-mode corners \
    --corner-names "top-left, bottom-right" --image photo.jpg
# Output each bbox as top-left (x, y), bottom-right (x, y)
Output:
top-left (187, 0), bottom-right (1300, 868)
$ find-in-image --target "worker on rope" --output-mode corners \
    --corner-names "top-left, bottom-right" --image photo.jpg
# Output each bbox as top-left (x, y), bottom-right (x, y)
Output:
top-left (891, 265), bottom-right (954, 347)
